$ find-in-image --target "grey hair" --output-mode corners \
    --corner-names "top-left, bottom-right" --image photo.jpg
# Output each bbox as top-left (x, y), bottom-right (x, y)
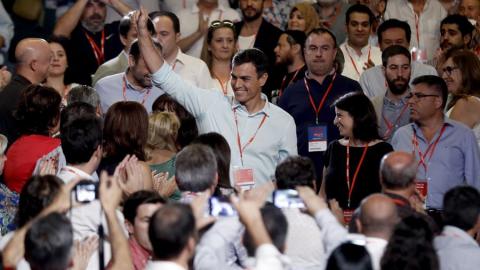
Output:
top-left (66, 85), bottom-right (100, 108)
top-left (175, 144), bottom-right (217, 192)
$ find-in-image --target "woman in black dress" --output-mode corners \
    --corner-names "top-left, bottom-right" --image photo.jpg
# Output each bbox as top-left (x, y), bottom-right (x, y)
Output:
top-left (321, 92), bottom-right (393, 214)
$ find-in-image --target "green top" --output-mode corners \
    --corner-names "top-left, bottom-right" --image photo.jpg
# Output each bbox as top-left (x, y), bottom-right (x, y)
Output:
top-left (150, 156), bottom-right (181, 201)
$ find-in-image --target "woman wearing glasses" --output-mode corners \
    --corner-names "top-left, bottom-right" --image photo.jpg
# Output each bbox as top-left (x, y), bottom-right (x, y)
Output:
top-left (320, 92), bottom-right (393, 223)
top-left (441, 49), bottom-right (480, 146)
top-left (201, 20), bottom-right (238, 96)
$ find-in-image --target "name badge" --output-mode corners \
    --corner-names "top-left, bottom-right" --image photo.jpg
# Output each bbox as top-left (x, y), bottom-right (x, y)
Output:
top-left (233, 167), bottom-right (254, 191)
top-left (411, 47), bottom-right (428, 63)
top-left (308, 125), bottom-right (328, 152)
top-left (415, 180), bottom-right (428, 197)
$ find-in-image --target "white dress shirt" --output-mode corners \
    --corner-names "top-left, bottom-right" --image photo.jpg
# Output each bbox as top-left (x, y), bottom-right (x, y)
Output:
top-left (177, 4), bottom-right (240, 58)
top-left (145, 261), bottom-right (187, 270)
top-left (152, 63), bottom-right (298, 186)
top-left (434, 225), bottom-right (480, 270)
top-left (340, 43), bottom-right (382, 81)
top-left (209, 76), bottom-right (234, 96)
top-left (171, 49), bottom-right (212, 89)
top-left (57, 165), bottom-right (98, 184)
top-left (384, 0), bottom-right (447, 60)
top-left (365, 237), bottom-right (388, 270)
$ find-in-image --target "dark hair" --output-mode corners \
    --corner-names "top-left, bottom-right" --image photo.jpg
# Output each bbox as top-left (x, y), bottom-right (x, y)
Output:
top-left (48, 35), bottom-right (74, 84)
top-left (333, 92), bottom-right (381, 142)
top-left (443, 186), bottom-right (480, 231)
top-left (411, 75), bottom-right (449, 109)
top-left (326, 242), bottom-right (373, 270)
top-left (202, 20), bottom-right (238, 71)
top-left (175, 144), bottom-right (217, 192)
top-left (119, 11), bottom-right (155, 38)
top-left (382, 45), bottom-right (411, 67)
top-left (129, 39), bottom-right (162, 62)
top-left (60, 102), bottom-right (97, 132)
top-left (284, 30), bottom-right (307, 52)
top-left (380, 215), bottom-right (439, 270)
top-left (244, 204), bottom-right (288, 256)
top-left (149, 11), bottom-right (180, 33)
top-left (123, 190), bottom-right (166, 225)
top-left (307, 27), bottom-right (338, 49)
top-left (61, 116), bottom-right (102, 165)
top-left (15, 85), bottom-right (62, 136)
top-left (346, 4), bottom-right (375, 25)
top-left (15, 175), bottom-right (63, 227)
top-left (377, 19), bottom-right (412, 45)
top-left (232, 48), bottom-right (269, 77)
top-left (25, 212), bottom-right (73, 270)
top-left (275, 156), bottom-right (316, 189)
top-left (103, 101), bottom-right (149, 161)
top-left (66, 85), bottom-right (101, 109)
top-left (441, 14), bottom-right (475, 37)
top-left (152, 94), bottom-right (199, 148)
top-left (149, 203), bottom-right (196, 260)
top-left (192, 133), bottom-right (231, 190)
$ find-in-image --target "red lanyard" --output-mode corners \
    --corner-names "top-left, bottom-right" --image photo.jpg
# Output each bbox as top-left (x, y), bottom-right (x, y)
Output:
top-left (415, 13), bottom-right (420, 47)
top-left (215, 76), bottom-right (228, 96)
top-left (233, 108), bottom-right (268, 165)
top-left (346, 142), bottom-right (369, 208)
top-left (412, 125), bottom-right (447, 173)
top-left (84, 30), bottom-right (105, 65)
top-left (122, 76), bottom-right (151, 105)
top-left (344, 44), bottom-right (371, 78)
top-left (303, 73), bottom-right (336, 124)
top-left (382, 103), bottom-right (409, 139)
top-left (279, 66), bottom-right (303, 96)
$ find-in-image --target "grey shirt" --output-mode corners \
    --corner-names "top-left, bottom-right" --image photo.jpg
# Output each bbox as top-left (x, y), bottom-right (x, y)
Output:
top-left (434, 225), bottom-right (480, 270)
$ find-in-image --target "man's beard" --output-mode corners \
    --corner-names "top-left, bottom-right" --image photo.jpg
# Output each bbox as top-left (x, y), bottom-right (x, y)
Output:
top-left (242, 8), bottom-right (263, 22)
top-left (81, 14), bottom-right (105, 33)
top-left (387, 77), bottom-right (409, 95)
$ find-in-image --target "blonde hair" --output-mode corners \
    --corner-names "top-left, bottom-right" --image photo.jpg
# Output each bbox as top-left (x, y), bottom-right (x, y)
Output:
top-left (146, 112), bottom-right (180, 158)
top-left (0, 134), bottom-right (7, 155)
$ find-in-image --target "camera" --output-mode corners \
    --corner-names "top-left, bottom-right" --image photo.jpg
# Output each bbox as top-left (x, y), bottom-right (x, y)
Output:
top-left (209, 196), bottom-right (237, 217)
top-left (74, 180), bottom-right (98, 203)
top-left (272, 189), bottom-right (305, 209)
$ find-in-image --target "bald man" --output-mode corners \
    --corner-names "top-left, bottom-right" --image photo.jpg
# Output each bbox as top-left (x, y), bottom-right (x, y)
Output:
top-left (356, 194), bottom-right (399, 270)
top-left (0, 38), bottom-right (52, 143)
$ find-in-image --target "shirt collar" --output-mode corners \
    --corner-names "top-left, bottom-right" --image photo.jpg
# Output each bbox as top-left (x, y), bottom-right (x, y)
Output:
top-left (146, 261), bottom-right (186, 270)
top-left (60, 165), bottom-right (94, 180)
top-left (343, 42), bottom-right (371, 56)
top-left (123, 72), bottom-right (151, 93)
top-left (173, 49), bottom-right (187, 66)
top-left (232, 93), bottom-right (271, 117)
top-left (191, 3), bottom-right (225, 13)
top-left (383, 90), bottom-right (410, 106)
top-left (441, 225), bottom-right (478, 245)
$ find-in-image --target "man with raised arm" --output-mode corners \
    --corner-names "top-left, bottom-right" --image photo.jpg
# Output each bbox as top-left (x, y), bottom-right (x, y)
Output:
top-left (134, 9), bottom-right (297, 187)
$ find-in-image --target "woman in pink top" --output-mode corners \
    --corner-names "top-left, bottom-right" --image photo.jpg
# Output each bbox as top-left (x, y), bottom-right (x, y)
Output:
top-left (3, 85), bottom-right (62, 193)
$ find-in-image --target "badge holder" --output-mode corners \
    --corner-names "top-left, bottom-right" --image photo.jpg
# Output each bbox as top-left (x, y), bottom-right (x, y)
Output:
top-left (308, 124), bottom-right (328, 152)
top-left (411, 47), bottom-right (427, 63)
top-left (233, 166), bottom-right (254, 191)
top-left (415, 179), bottom-right (428, 209)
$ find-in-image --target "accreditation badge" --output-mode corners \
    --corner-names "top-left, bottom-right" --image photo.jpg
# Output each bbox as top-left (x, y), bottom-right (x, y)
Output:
top-left (308, 125), bottom-right (328, 152)
top-left (233, 166), bottom-right (254, 191)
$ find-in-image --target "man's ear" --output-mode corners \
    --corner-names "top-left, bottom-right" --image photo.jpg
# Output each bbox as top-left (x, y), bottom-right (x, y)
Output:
top-left (356, 218), bottom-right (363, 233)
top-left (125, 220), bottom-right (135, 235)
top-left (464, 33), bottom-right (472, 46)
top-left (259, 72), bottom-right (268, 87)
top-left (128, 55), bottom-right (136, 68)
top-left (120, 34), bottom-right (128, 47)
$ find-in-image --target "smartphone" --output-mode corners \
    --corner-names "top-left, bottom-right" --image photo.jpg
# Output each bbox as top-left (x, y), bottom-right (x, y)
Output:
top-left (209, 197), bottom-right (237, 217)
top-left (272, 189), bottom-right (305, 209)
top-left (74, 180), bottom-right (98, 203)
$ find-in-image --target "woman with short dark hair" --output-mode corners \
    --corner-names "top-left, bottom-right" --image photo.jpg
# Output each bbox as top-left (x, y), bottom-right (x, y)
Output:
top-left (321, 92), bottom-right (393, 219)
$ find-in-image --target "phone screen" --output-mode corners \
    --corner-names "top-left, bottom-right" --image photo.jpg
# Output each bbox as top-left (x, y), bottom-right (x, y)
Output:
top-left (209, 197), bottom-right (237, 217)
top-left (273, 189), bottom-right (305, 209)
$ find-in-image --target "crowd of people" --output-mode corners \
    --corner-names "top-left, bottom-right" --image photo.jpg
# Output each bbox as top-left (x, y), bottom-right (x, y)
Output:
top-left (0, 0), bottom-right (480, 269)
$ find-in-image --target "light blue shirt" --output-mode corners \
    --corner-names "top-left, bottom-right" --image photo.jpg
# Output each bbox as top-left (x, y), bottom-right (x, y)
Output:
top-left (151, 63), bottom-right (297, 185)
top-left (94, 72), bottom-right (164, 114)
top-left (391, 118), bottom-right (480, 209)
top-left (434, 225), bottom-right (480, 270)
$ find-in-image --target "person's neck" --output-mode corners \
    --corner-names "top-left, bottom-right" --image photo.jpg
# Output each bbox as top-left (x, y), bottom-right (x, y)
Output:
top-left (212, 59), bottom-right (231, 80)
top-left (416, 113), bottom-right (445, 142)
top-left (126, 70), bottom-right (144, 91)
top-left (308, 67), bottom-right (334, 84)
top-left (364, 231), bottom-right (390, 241)
top-left (165, 47), bottom-right (179, 66)
top-left (243, 17), bottom-right (263, 35)
top-left (17, 68), bottom-right (41, 84)
top-left (68, 162), bottom-right (96, 176)
top-left (46, 75), bottom-right (66, 96)
top-left (383, 187), bottom-right (413, 202)
top-left (287, 56), bottom-right (305, 73)
top-left (386, 89), bottom-right (409, 103)
top-left (410, 0), bottom-right (426, 14)
top-left (242, 95), bottom-right (266, 114)
top-left (198, 1), bottom-right (218, 13)
top-left (147, 148), bottom-right (176, 164)
top-left (349, 137), bottom-right (368, 146)
top-left (347, 40), bottom-right (368, 56)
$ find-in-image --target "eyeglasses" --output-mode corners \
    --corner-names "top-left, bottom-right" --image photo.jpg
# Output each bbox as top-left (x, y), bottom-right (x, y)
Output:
top-left (210, 20), bottom-right (235, 30)
top-left (442, 66), bottom-right (459, 76)
top-left (406, 92), bottom-right (439, 100)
